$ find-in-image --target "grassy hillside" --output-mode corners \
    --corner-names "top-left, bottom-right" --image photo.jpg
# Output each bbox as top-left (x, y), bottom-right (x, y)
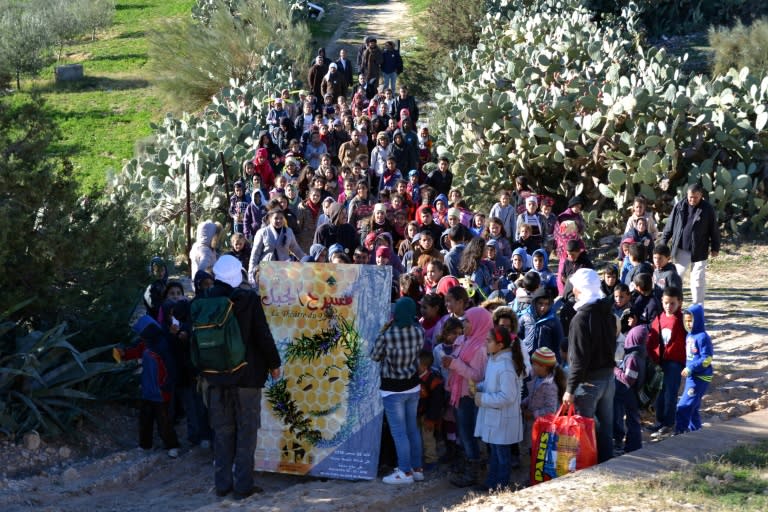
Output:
top-left (9, 1), bottom-right (194, 193)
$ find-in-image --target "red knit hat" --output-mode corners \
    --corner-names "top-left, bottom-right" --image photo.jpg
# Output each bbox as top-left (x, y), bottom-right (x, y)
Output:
top-left (531, 347), bottom-right (557, 367)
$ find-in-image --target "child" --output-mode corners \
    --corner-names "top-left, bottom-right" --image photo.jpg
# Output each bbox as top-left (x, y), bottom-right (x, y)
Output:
top-left (613, 283), bottom-right (631, 318)
top-left (507, 247), bottom-right (532, 286)
top-left (531, 249), bottom-right (557, 297)
top-left (618, 237), bottom-right (635, 281)
top-left (470, 213), bottom-right (486, 237)
top-left (675, 304), bottom-right (714, 434)
top-left (420, 293), bottom-right (445, 350)
top-left (483, 217), bottom-right (513, 259)
top-left (647, 286), bottom-right (687, 438)
top-left (418, 350), bottom-right (445, 470)
top-left (613, 325), bottom-right (648, 454)
top-left (539, 197), bottom-right (557, 253)
top-left (227, 233), bottom-right (252, 271)
top-left (228, 179), bottom-right (251, 234)
top-left (624, 195), bottom-right (658, 240)
top-left (119, 315), bottom-right (180, 457)
top-left (516, 195), bottom-right (545, 248)
top-left (407, 169), bottom-right (422, 206)
top-left (511, 223), bottom-right (540, 256)
top-left (519, 288), bottom-right (565, 364)
top-left (600, 264), bottom-right (619, 297)
top-left (511, 271), bottom-right (541, 318)
top-left (652, 245), bottom-right (682, 299)
top-left (473, 325), bottom-right (525, 491)
top-left (630, 273), bottom-right (661, 325)
top-left (143, 257), bottom-right (168, 321)
top-left (625, 216), bottom-right (654, 258)
top-left (522, 347), bottom-right (565, 439)
top-left (489, 190), bottom-right (516, 246)
top-left (624, 244), bottom-right (653, 290)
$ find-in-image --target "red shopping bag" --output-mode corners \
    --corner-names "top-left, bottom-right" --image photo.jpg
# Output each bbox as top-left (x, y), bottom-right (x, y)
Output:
top-left (529, 404), bottom-right (598, 485)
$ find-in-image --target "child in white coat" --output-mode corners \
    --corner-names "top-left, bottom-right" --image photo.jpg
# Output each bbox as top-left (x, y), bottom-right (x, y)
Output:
top-left (473, 325), bottom-right (525, 491)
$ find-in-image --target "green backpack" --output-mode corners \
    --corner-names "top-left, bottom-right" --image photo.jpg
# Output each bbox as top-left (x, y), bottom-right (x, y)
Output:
top-left (190, 295), bottom-right (247, 376)
top-left (637, 358), bottom-right (664, 410)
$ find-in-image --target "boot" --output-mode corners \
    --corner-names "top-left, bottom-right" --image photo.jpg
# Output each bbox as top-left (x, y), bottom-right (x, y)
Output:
top-left (449, 459), bottom-right (481, 488)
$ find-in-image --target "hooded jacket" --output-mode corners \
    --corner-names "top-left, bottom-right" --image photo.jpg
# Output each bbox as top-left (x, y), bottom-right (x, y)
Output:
top-left (251, 147), bottom-right (276, 190)
top-left (566, 296), bottom-right (617, 394)
top-left (519, 288), bottom-right (565, 362)
top-left (190, 221), bottom-right (219, 278)
top-left (684, 304), bottom-right (714, 381)
top-left (532, 249), bottom-right (557, 293)
top-left (614, 325), bottom-right (647, 389)
top-left (314, 201), bottom-right (359, 256)
top-left (143, 256), bottom-right (168, 320)
top-left (474, 348), bottom-right (524, 445)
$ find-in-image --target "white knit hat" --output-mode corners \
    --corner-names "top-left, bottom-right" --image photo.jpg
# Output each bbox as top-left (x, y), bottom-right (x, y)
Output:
top-left (213, 255), bottom-right (243, 288)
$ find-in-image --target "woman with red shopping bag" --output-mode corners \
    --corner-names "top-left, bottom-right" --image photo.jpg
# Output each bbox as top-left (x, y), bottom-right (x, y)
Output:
top-left (562, 268), bottom-right (617, 463)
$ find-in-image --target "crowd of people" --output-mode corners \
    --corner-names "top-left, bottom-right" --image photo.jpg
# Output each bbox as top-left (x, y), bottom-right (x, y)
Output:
top-left (131, 39), bottom-right (720, 497)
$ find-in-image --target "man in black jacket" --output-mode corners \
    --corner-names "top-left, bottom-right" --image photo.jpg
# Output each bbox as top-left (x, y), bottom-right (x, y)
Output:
top-left (562, 268), bottom-right (617, 463)
top-left (206, 255), bottom-right (281, 500)
top-left (660, 183), bottom-right (720, 305)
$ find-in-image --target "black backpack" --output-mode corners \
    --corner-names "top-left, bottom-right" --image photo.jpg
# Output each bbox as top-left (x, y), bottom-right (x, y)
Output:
top-left (637, 356), bottom-right (663, 410)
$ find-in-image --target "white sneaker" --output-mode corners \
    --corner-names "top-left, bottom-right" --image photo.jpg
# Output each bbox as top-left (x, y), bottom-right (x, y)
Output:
top-left (382, 468), bottom-right (414, 484)
top-left (168, 448), bottom-right (179, 458)
top-left (412, 468), bottom-right (425, 482)
top-left (199, 440), bottom-right (211, 450)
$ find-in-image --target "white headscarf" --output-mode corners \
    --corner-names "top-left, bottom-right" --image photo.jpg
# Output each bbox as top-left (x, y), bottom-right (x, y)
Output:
top-left (570, 268), bottom-right (604, 310)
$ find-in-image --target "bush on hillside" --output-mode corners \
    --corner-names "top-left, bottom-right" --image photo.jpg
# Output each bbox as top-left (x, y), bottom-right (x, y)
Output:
top-left (0, 95), bottom-right (150, 347)
top-left (149, 0), bottom-right (311, 110)
top-left (431, 0), bottom-right (768, 238)
top-left (710, 18), bottom-right (768, 77)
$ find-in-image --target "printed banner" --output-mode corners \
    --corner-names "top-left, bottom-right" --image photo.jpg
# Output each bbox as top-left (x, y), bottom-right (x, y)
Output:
top-left (254, 262), bottom-right (391, 480)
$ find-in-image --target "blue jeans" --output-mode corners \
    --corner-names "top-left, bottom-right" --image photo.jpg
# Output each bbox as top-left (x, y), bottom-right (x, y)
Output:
top-left (455, 395), bottom-right (480, 460)
top-left (382, 391), bottom-right (423, 473)
top-left (573, 375), bottom-right (615, 463)
top-left (613, 380), bottom-right (641, 452)
top-left (675, 376), bottom-right (709, 433)
top-left (208, 387), bottom-right (261, 494)
top-left (381, 72), bottom-right (397, 94)
top-left (486, 443), bottom-right (512, 489)
top-left (656, 360), bottom-right (684, 427)
top-left (178, 385), bottom-right (212, 445)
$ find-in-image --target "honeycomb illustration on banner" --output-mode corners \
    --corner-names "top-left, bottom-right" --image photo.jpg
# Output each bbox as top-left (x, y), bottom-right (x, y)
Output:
top-left (254, 262), bottom-right (390, 480)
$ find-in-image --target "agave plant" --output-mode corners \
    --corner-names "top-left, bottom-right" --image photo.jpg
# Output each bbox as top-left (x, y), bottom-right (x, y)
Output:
top-left (0, 300), bottom-right (127, 438)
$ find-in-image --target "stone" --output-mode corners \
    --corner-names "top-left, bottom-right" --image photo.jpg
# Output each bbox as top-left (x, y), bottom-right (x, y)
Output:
top-left (22, 431), bottom-right (41, 451)
top-left (723, 472), bottom-right (735, 483)
top-left (54, 64), bottom-right (84, 83)
top-left (58, 446), bottom-right (72, 459)
top-left (61, 467), bottom-right (79, 483)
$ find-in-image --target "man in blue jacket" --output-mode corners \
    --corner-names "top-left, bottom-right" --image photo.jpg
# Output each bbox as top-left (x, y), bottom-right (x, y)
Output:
top-left (660, 183), bottom-right (720, 305)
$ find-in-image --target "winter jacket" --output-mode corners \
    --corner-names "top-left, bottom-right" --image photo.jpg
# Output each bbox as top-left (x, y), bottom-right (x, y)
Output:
top-left (247, 225), bottom-right (305, 283)
top-left (614, 325), bottom-right (647, 390)
top-left (369, 143), bottom-right (391, 176)
top-left (660, 198), bottom-right (720, 263)
top-left (424, 169), bottom-right (452, 197)
top-left (189, 221), bottom-right (219, 277)
top-left (444, 244), bottom-right (465, 278)
top-left (393, 94), bottom-right (419, 124)
top-left (474, 349), bottom-right (524, 445)
top-left (489, 202), bottom-right (516, 243)
top-left (524, 374), bottom-right (559, 419)
top-left (566, 297), bottom-right (617, 394)
top-left (243, 201), bottom-right (267, 241)
top-left (653, 262), bottom-right (683, 298)
top-left (532, 249), bottom-right (557, 294)
top-left (123, 319), bottom-right (175, 403)
top-left (361, 45), bottom-right (383, 81)
top-left (296, 200), bottom-right (321, 253)
top-left (418, 369), bottom-right (445, 424)
top-left (684, 304), bottom-right (714, 382)
top-left (338, 140), bottom-right (368, 166)
top-left (630, 291), bottom-right (661, 325)
top-left (519, 304), bottom-right (565, 363)
top-left (648, 309), bottom-right (687, 365)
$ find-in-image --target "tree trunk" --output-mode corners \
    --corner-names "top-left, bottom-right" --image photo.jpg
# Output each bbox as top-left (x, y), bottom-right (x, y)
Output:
top-left (16, 70), bottom-right (21, 91)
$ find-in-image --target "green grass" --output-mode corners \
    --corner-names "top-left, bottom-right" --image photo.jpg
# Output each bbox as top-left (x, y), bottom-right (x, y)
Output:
top-left (14, 0), bottom-right (195, 193)
top-left (309, 0), bottom-right (342, 44)
top-left (605, 440), bottom-right (768, 510)
top-left (403, 0), bottom-right (432, 14)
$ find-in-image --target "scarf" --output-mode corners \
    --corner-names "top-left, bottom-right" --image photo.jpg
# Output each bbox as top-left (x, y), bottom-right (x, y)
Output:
top-left (447, 307), bottom-right (493, 406)
top-left (305, 199), bottom-right (320, 219)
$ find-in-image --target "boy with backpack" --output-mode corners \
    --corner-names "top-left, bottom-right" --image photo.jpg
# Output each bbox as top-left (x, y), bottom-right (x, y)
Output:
top-left (191, 255), bottom-right (282, 499)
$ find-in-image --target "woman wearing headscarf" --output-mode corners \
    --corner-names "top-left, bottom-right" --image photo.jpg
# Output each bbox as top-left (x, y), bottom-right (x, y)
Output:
top-left (371, 297), bottom-right (425, 485)
top-left (248, 208), bottom-right (305, 286)
top-left (562, 268), bottom-right (617, 463)
top-left (441, 306), bottom-right (494, 487)
top-left (321, 62), bottom-right (346, 103)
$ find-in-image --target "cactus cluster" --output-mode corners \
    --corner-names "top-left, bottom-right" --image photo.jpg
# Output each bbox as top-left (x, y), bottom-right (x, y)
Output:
top-left (107, 47), bottom-right (295, 257)
top-left (432, 0), bottom-right (768, 237)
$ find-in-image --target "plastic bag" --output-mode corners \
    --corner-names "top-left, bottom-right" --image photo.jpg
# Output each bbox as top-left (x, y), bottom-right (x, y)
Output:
top-left (530, 404), bottom-right (598, 485)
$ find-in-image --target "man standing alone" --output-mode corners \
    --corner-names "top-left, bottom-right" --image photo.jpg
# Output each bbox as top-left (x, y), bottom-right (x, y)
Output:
top-left (660, 183), bottom-right (720, 305)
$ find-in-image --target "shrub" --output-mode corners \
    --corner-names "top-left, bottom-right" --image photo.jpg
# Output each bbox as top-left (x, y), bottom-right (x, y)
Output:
top-left (149, 0), bottom-right (311, 110)
top-left (710, 18), bottom-right (768, 76)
